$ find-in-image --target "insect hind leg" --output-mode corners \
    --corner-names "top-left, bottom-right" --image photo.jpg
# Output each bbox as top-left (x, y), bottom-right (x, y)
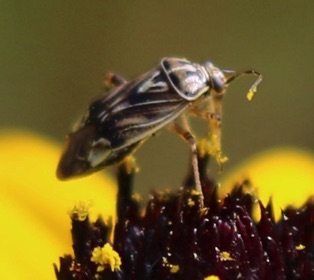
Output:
top-left (103, 72), bottom-right (128, 90)
top-left (169, 121), bottom-right (204, 208)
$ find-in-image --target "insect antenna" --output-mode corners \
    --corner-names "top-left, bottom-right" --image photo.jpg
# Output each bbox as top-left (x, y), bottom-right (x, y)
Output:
top-left (224, 69), bottom-right (263, 100)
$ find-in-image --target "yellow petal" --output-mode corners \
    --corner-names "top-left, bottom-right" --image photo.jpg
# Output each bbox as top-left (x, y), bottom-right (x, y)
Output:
top-left (220, 147), bottom-right (314, 220)
top-left (0, 130), bottom-right (117, 280)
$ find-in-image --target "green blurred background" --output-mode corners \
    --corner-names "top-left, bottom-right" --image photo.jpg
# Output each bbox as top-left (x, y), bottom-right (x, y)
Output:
top-left (1, 1), bottom-right (313, 194)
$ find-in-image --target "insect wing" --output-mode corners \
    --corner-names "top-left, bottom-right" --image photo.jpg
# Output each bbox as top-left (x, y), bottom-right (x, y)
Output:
top-left (161, 57), bottom-right (209, 101)
top-left (92, 67), bottom-right (191, 150)
top-left (57, 66), bottom-right (191, 180)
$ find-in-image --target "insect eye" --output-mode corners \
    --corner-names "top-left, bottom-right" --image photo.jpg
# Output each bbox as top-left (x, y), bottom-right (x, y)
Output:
top-left (211, 74), bottom-right (225, 93)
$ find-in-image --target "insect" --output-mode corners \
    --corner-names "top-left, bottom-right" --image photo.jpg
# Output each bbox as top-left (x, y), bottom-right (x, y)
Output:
top-left (57, 57), bottom-right (262, 206)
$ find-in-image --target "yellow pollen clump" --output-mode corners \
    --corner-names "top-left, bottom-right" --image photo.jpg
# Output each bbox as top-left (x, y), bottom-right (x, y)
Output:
top-left (170, 265), bottom-right (180, 273)
top-left (220, 251), bottom-right (234, 261)
top-left (91, 243), bottom-right (121, 272)
top-left (70, 201), bottom-right (93, 221)
top-left (246, 87), bottom-right (257, 101)
top-left (296, 244), bottom-right (305, 250)
top-left (162, 257), bottom-right (180, 273)
top-left (204, 275), bottom-right (220, 280)
top-left (187, 198), bottom-right (195, 206)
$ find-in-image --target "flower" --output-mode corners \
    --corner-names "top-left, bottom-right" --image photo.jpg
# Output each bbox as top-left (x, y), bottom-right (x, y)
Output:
top-left (0, 129), bottom-right (313, 279)
top-left (54, 148), bottom-right (314, 280)
top-left (0, 130), bottom-right (116, 280)
top-left (221, 147), bottom-right (314, 221)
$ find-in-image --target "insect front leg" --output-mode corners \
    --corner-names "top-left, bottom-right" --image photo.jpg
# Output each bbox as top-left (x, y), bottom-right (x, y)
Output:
top-left (169, 118), bottom-right (204, 208)
top-left (103, 72), bottom-right (127, 90)
top-left (191, 96), bottom-right (228, 169)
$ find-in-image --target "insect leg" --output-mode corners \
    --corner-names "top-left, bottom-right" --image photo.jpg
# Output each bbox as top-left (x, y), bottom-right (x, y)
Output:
top-left (103, 72), bottom-right (127, 90)
top-left (169, 119), bottom-right (204, 208)
top-left (190, 97), bottom-right (227, 168)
